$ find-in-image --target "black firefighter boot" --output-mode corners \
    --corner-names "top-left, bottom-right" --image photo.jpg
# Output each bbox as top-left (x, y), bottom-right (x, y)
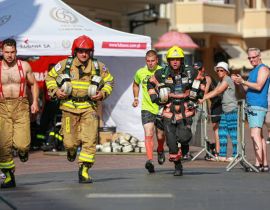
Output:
top-left (1, 169), bottom-right (16, 188)
top-left (18, 150), bottom-right (29, 162)
top-left (174, 160), bottom-right (183, 176)
top-left (157, 150), bottom-right (166, 165)
top-left (78, 163), bottom-right (93, 183)
top-left (67, 148), bottom-right (77, 162)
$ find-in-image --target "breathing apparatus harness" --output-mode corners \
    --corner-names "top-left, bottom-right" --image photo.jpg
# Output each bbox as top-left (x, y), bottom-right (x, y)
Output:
top-left (185, 66), bottom-right (206, 109)
top-left (159, 64), bottom-right (194, 145)
top-left (155, 64), bottom-right (192, 125)
top-left (63, 56), bottom-right (102, 102)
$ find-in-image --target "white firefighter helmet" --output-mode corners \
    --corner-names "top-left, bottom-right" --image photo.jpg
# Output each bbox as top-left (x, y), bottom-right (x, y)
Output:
top-left (56, 74), bottom-right (72, 95)
top-left (87, 75), bottom-right (104, 97)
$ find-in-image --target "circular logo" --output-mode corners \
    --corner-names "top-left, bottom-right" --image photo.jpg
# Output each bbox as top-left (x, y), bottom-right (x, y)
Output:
top-left (50, 7), bottom-right (77, 23)
top-left (62, 40), bottom-right (71, 49)
top-left (0, 15), bottom-right (11, 26)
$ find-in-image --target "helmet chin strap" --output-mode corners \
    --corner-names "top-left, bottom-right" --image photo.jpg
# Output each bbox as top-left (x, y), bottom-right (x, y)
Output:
top-left (180, 63), bottom-right (185, 73)
top-left (89, 50), bottom-right (94, 58)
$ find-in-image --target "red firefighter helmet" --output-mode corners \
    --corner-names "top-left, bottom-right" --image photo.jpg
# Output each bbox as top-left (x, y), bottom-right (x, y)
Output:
top-left (71, 35), bottom-right (94, 56)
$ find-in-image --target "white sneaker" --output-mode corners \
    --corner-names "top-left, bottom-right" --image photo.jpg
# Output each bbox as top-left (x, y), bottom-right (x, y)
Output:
top-left (226, 157), bottom-right (234, 162)
top-left (218, 157), bottom-right (227, 162)
top-left (266, 138), bottom-right (270, 144)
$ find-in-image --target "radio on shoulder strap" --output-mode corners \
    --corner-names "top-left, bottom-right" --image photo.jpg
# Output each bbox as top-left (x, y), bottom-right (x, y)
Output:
top-left (64, 56), bottom-right (74, 76)
top-left (92, 59), bottom-right (100, 76)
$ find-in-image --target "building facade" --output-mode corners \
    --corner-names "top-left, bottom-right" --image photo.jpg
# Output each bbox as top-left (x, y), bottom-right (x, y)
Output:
top-left (63, 0), bottom-right (270, 75)
top-left (162, 0), bottom-right (270, 75)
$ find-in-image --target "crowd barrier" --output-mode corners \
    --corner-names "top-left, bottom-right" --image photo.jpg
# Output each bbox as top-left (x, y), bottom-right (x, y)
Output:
top-left (190, 102), bottom-right (215, 160)
top-left (190, 100), bottom-right (260, 172)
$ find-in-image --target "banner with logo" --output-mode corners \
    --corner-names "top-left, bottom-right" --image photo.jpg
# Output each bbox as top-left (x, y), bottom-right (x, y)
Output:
top-left (0, 0), bottom-right (151, 57)
top-left (0, 0), bottom-right (152, 139)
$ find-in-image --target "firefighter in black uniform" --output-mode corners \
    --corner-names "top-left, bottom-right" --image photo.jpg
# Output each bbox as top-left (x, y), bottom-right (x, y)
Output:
top-left (147, 46), bottom-right (206, 176)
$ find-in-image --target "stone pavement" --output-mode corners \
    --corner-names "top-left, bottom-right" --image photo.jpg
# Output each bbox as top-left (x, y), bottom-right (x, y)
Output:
top-left (11, 121), bottom-right (268, 176)
top-left (1, 149), bottom-right (270, 210)
top-left (1, 122), bottom-right (270, 210)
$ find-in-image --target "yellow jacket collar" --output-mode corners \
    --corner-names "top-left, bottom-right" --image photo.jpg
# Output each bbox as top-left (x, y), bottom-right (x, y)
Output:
top-left (73, 57), bottom-right (92, 73)
top-left (73, 57), bottom-right (90, 67)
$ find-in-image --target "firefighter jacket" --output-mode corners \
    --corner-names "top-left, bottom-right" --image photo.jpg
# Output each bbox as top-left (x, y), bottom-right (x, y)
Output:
top-left (45, 57), bottom-right (114, 114)
top-left (147, 65), bottom-right (206, 124)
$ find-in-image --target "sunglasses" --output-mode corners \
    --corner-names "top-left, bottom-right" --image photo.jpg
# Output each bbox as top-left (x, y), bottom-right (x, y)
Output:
top-left (248, 55), bottom-right (259, 60)
top-left (77, 49), bottom-right (92, 54)
top-left (216, 69), bottom-right (225, 73)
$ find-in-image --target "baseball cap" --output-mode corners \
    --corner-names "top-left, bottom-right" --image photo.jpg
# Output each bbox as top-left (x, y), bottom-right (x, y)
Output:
top-left (193, 61), bottom-right (203, 70)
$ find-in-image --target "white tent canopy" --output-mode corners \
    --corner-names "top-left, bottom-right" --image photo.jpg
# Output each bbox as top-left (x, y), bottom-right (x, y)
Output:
top-left (0, 0), bottom-right (151, 57)
top-left (0, 0), bottom-right (151, 140)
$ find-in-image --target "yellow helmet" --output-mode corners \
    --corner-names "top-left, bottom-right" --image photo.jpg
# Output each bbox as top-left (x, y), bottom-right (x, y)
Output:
top-left (166, 46), bottom-right (184, 59)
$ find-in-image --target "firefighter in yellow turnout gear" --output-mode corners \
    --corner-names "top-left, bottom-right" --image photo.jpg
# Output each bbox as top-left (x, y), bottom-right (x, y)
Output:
top-left (45, 35), bottom-right (114, 183)
top-left (0, 38), bottom-right (39, 188)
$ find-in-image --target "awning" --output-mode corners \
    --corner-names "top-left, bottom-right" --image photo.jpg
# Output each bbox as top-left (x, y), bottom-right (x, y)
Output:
top-left (229, 49), bottom-right (270, 70)
top-left (261, 49), bottom-right (270, 58)
top-left (154, 31), bottom-right (198, 49)
top-left (219, 42), bottom-right (247, 58)
top-left (228, 57), bottom-right (252, 70)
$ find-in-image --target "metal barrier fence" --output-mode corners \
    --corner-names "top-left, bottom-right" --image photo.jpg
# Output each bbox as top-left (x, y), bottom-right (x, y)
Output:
top-left (190, 102), bottom-right (213, 160)
top-left (190, 100), bottom-right (260, 172)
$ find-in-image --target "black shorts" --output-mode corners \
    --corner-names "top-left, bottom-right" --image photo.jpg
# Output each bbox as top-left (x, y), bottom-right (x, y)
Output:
top-left (141, 110), bottom-right (164, 130)
top-left (211, 103), bottom-right (222, 123)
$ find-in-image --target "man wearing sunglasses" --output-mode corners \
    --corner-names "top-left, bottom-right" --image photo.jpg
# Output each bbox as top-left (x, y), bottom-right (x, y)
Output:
top-left (232, 48), bottom-right (270, 172)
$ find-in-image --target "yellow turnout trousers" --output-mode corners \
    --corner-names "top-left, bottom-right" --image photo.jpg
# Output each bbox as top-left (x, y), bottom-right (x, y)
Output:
top-left (0, 98), bottom-right (30, 170)
top-left (61, 109), bottom-right (98, 165)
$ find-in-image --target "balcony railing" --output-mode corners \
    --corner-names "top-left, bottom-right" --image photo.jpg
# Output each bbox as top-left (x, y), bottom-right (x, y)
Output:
top-left (243, 9), bottom-right (270, 38)
top-left (173, 2), bottom-right (238, 35)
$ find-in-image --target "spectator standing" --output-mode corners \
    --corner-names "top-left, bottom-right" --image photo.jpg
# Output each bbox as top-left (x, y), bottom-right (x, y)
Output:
top-left (264, 85), bottom-right (270, 144)
top-left (232, 48), bottom-right (270, 172)
top-left (193, 62), bottom-right (222, 158)
top-left (200, 62), bottom-right (238, 162)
